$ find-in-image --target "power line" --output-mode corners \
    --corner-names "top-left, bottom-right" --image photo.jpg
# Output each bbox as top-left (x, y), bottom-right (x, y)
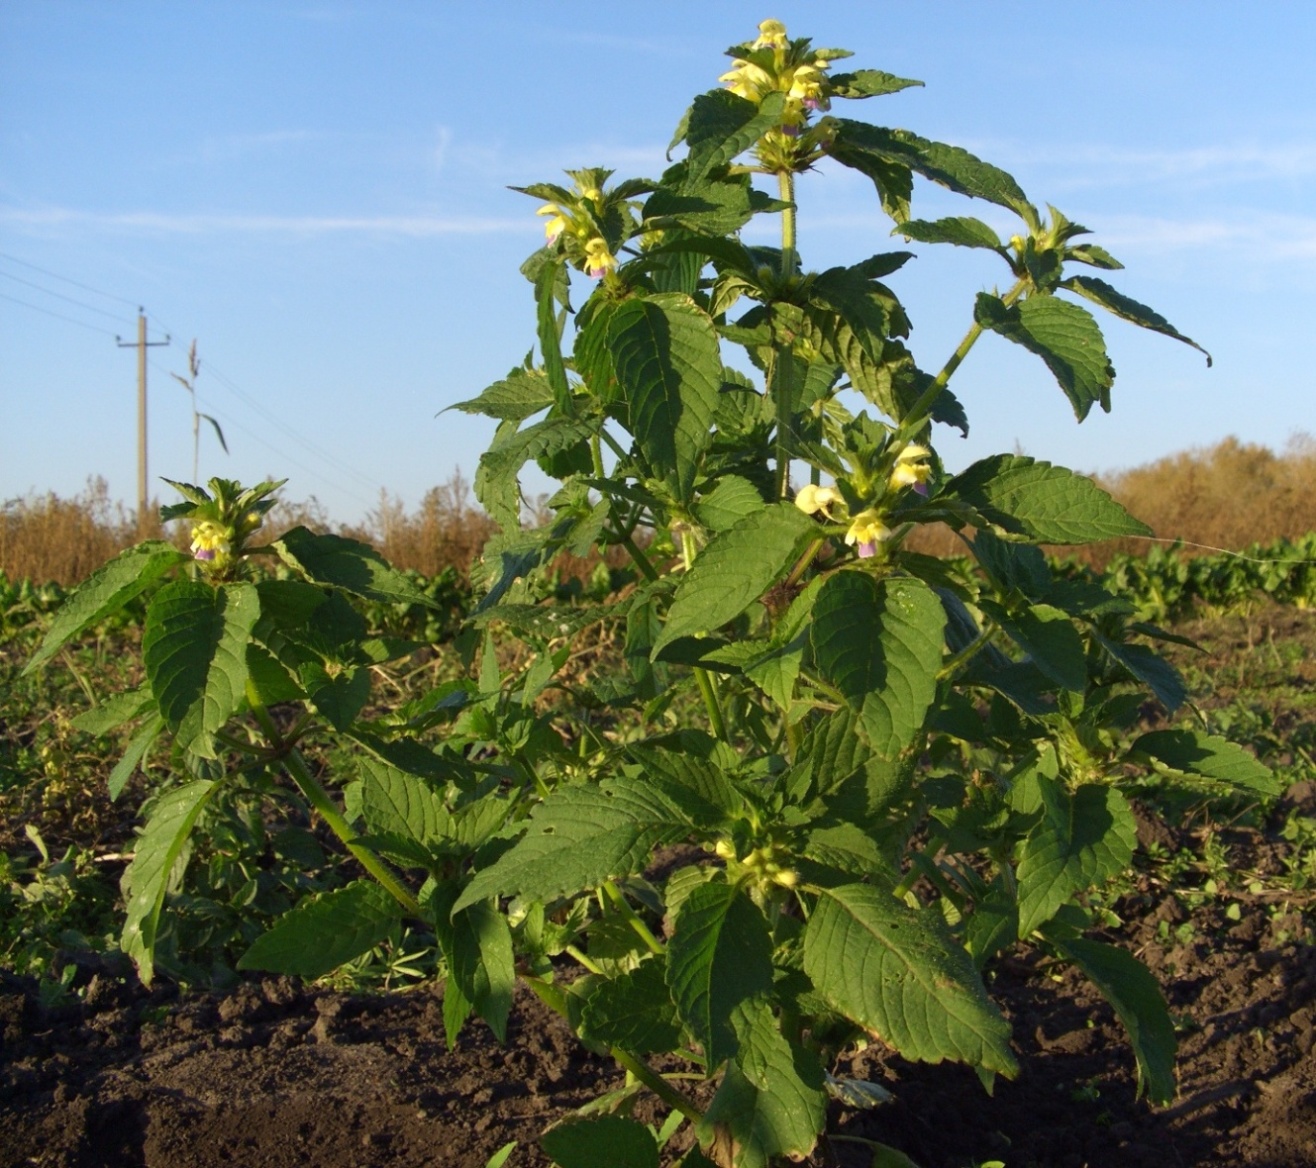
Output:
top-left (0, 290), bottom-right (121, 337)
top-left (0, 251), bottom-right (140, 308)
top-left (0, 270), bottom-right (138, 325)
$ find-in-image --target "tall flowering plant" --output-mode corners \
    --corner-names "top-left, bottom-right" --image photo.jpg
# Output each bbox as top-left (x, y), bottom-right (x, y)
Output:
top-left (29, 20), bottom-right (1276, 1167)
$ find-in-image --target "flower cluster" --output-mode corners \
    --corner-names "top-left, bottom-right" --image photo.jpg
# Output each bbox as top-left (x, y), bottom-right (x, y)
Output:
top-left (719, 19), bottom-right (833, 133)
top-left (190, 519), bottom-right (235, 568)
top-left (536, 181), bottom-right (617, 278)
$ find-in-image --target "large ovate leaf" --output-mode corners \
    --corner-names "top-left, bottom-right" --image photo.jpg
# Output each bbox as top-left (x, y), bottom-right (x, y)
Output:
top-left (121, 779), bottom-right (219, 984)
top-left (693, 475), bottom-right (766, 533)
top-left (1061, 275), bottom-right (1211, 365)
top-left (828, 69), bottom-right (923, 99)
top-left (609, 293), bottom-right (723, 502)
top-left (803, 883), bottom-right (1017, 1075)
top-left (666, 882), bottom-right (773, 1067)
top-left (541, 1115), bottom-right (660, 1168)
top-left (1096, 635), bottom-right (1187, 712)
top-left (897, 216), bottom-right (1004, 251)
top-left (685, 89), bottom-right (788, 182)
top-left (1016, 778), bottom-right (1137, 937)
top-left (451, 777), bottom-right (695, 914)
top-left (25, 541), bottom-right (187, 673)
top-left (975, 293), bottom-right (1115, 421)
top-left (237, 880), bottom-right (401, 978)
top-left (653, 503), bottom-right (815, 655)
top-left (810, 574), bottom-right (946, 759)
top-left (357, 755), bottom-right (457, 856)
top-left (699, 997), bottom-right (825, 1168)
top-left (944, 454), bottom-right (1150, 544)
top-left (449, 367), bottom-right (556, 421)
top-left (580, 957), bottom-right (682, 1054)
top-left (142, 581), bottom-right (260, 758)
top-left (274, 526), bottom-right (435, 607)
top-left (1055, 937), bottom-right (1176, 1105)
top-left (983, 600), bottom-right (1088, 692)
top-left (1130, 730), bottom-right (1277, 796)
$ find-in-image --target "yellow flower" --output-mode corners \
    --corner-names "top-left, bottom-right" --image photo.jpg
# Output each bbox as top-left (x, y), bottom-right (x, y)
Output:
top-left (719, 58), bottom-right (775, 102)
top-left (845, 509), bottom-right (891, 559)
top-left (794, 483), bottom-right (844, 518)
top-left (752, 19), bottom-right (788, 50)
top-left (536, 203), bottom-right (568, 244)
top-left (190, 519), bottom-right (234, 566)
top-left (888, 443), bottom-right (933, 491)
top-left (582, 237), bottom-right (616, 278)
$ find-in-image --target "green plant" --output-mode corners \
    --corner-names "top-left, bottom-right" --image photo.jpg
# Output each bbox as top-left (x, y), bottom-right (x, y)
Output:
top-left (26, 20), bottom-right (1283, 1167)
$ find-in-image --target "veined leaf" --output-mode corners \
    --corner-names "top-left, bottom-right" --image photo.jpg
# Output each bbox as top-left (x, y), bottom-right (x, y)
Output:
top-left (810, 574), bottom-right (946, 759)
top-left (1061, 275), bottom-right (1211, 365)
top-left (448, 367), bottom-right (556, 421)
top-left (653, 503), bottom-right (815, 655)
top-left (983, 601), bottom-right (1088, 692)
top-left (357, 756), bottom-right (457, 848)
top-left (693, 475), bottom-right (766, 533)
top-left (580, 957), bottom-right (682, 1054)
top-left (1130, 729), bottom-right (1277, 796)
top-left (803, 883), bottom-right (1017, 1075)
top-left (897, 216), bottom-right (1004, 251)
top-left (666, 881), bottom-right (773, 1067)
top-left (274, 527), bottom-right (435, 607)
top-left (685, 89), bottom-right (788, 182)
top-left (451, 778), bottom-right (694, 913)
top-left (25, 541), bottom-right (187, 674)
top-left (975, 293), bottom-right (1115, 421)
top-left (944, 454), bottom-right (1150, 544)
top-left (541, 1115), bottom-right (660, 1168)
top-left (609, 293), bottom-right (722, 502)
top-left (107, 713), bottom-right (165, 801)
top-left (71, 685), bottom-right (153, 735)
top-left (237, 881), bottom-right (401, 979)
top-left (425, 880), bottom-right (517, 1045)
top-left (699, 997), bottom-right (825, 1168)
top-left (121, 779), bottom-right (219, 983)
top-left (828, 69), bottom-right (923, 99)
top-left (1096, 635), bottom-right (1188, 712)
top-left (536, 257), bottom-right (571, 410)
top-left (1016, 778), bottom-right (1137, 937)
top-left (1055, 937), bottom-right (1176, 1104)
top-left (142, 581), bottom-right (260, 758)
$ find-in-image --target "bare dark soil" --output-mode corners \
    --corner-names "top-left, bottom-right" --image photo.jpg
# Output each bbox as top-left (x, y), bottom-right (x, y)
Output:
top-left (3, 825), bottom-right (1314, 1168)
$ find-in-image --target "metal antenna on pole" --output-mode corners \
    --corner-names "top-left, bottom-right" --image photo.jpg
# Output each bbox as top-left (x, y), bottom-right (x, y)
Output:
top-left (115, 308), bottom-right (170, 531)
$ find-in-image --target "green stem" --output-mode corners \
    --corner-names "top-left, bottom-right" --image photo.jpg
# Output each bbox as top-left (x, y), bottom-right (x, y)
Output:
top-left (937, 620), bottom-right (998, 680)
top-left (564, 944), bottom-right (605, 975)
top-left (622, 532), bottom-right (660, 582)
top-left (695, 667), bottom-right (729, 742)
top-left (774, 168), bottom-right (800, 501)
top-left (778, 170), bottom-right (798, 278)
top-left (603, 880), bottom-right (665, 957)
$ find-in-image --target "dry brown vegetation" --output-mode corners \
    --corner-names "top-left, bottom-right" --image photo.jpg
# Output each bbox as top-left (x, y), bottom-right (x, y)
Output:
top-left (5, 438), bottom-right (1315, 586)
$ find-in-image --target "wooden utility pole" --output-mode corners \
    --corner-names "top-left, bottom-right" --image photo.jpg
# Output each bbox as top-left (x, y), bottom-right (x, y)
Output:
top-left (116, 309), bottom-right (170, 530)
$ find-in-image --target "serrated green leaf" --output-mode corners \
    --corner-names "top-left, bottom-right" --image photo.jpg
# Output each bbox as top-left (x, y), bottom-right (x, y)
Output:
top-left (609, 293), bottom-right (722, 502)
top-left (1016, 779), bottom-right (1136, 937)
top-left (25, 541), bottom-right (187, 674)
top-left (810, 574), bottom-right (946, 759)
top-left (945, 454), bottom-right (1150, 544)
top-left (142, 581), bottom-right (260, 758)
top-left (654, 503), bottom-right (815, 655)
top-left (792, 707), bottom-right (911, 821)
top-left (541, 1115), bottom-right (660, 1168)
top-left (1130, 730), bottom-right (1277, 796)
top-left (1061, 275), bottom-right (1211, 365)
top-left (686, 89), bottom-right (788, 182)
top-left (1096, 635), bottom-right (1187, 712)
top-left (975, 293), bottom-right (1115, 420)
top-left (237, 880), bottom-right (401, 978)
top-left (694, 475), bottom-right (766, 533)
top-left (897, 216), bottom-right (1004, 250)
top-left (828, 69), bottom-right (924, 99)
top-left (1055, 937), bottom-right (1176, 1104)
top-left (536, 257), bottom-right (572, 411)
top-left (107, 713), bottom-right (164, 801)
top-left (666, 882), bottom-right (773, 1067)
top-left (357, 756), bottom-right (456, 848)
top-left (803, 883), bottom-right (1017, 1076)
top-left (984, 601), bottom-right (1087, 692)
top-left (298, 661), bottom-right (369, 730)
top-left (452, 778), bottom-right (693, 914)
top-left (699, 997), bottom-right (825, 1168)
top-left (121, 779), bottom-right (219, 983)
top-left (71, 685), bottom-right (153, 735)
top-left (448, 367), bottom-right (556, 421)
top-left (274, 526), bottom-right (435, 606)
top-left (579, 957), bottom-right (682, 1054)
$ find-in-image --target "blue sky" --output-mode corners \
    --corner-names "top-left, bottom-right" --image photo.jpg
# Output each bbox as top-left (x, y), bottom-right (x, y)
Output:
top-left (3, 2), bottom-right (1314, 524)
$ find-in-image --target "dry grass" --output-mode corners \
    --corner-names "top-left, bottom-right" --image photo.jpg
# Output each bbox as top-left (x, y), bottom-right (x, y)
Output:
top-left (5, 439), bottom-right (1315, 587)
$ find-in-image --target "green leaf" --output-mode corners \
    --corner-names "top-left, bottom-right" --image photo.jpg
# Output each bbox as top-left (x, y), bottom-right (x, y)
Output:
top-left (975, 293), bottom-right (1115, 421)
top-left (449, 899), bottom-right (516, 1042)
top-left (542, 1115), bottom-right (660, 1168)
top-left (142, 581), bottom-right (260, 758)
top-left (237, 881), bottom-right (401, 979)
top-left (803, 883), bottom-right (1018, 1076)
top-left (1055, 937), bottom-right (1176, 1104)
top-left (537, 257), bottom-right (572, 411)
top-left (1016, 779), bottom-right (1137, 937)
top-left (579, 957), bottom-right (683, 1054)
top-left (666, 882), bottom-right (773, 1067)
top-left (449, 367), bottom-right (556, 421)
top-left (983, 601), bottom-right (1088, 692)
top-left (107, 713), bottom-right (164, 801)
top-left (1096, 635), bottom-right (1187, 712)
top-left (685, 89), bottom-right (788, 182)
top-left (810, 574), bottom-right (946, 759)
top-left (896, 216), bottom-right (1004, 251)
top-left (694, 475), bottom-right (766, 533)
top-left (25, 541), bottom-right (187, 673)
top-left (699, 997), bottom-right (825, 1168)
top-left (1130, 730), bottom-right (1278, 796)
top-left (828, 69), bottom-right (924, 99)
top-left (1061, 275), bottom-right (1212, 365)
top-left (452, 777), bottom-right (694, 914)
top-left (944, 454), bottom-right (1151, 543)
top-left (71, 685), bottom-right (153, 735)
top-left (298, 661), bottom-right (370, 730)
top-left (274, 526), bottom-right (434, 606)
top-left (121, 779), bottom-right (219, 983)
top-left (357, 755), bottom-right (457, 849)
top-left (654, 503), bottom-right (815, 655)
top-left (609, 293), bottom-right (722, 502)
